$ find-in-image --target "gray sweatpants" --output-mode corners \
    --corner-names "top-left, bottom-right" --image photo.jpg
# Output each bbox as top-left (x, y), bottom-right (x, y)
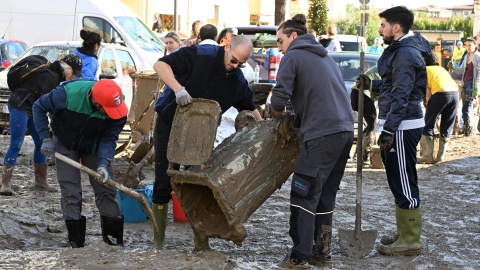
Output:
top-left (54, 136), bottom-right (121, 220)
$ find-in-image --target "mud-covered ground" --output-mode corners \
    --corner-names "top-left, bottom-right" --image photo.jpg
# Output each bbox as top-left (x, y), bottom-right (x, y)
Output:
top-left (0, 133), bottom-right (478, 269)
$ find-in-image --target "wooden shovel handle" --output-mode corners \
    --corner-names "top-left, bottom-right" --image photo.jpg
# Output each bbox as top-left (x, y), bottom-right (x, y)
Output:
top-left (54, 152), bottom-right (158, 234)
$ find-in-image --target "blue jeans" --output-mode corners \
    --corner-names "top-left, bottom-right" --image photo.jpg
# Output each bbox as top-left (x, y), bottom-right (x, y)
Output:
top-left (4, 105), bottom-right (46, 165)
top-left (462, 80), bottom-right (474, 132)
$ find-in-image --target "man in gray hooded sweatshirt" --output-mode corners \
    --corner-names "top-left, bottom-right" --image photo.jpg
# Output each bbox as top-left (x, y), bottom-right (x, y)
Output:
top-left (271, 14), bottom-right (354, 269)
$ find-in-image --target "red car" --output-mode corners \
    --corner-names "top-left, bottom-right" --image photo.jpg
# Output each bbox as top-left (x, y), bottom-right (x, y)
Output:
top-left (0, 39), bottom-right (28, 71)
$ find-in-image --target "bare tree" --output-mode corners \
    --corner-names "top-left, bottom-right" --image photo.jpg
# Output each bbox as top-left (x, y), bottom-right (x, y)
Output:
top-left (275, 0), bottom-right (286, 25)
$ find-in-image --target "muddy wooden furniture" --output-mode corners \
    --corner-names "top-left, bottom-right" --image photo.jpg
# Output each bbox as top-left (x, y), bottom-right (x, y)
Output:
top-left (167, 99), bottom-right (299, 246)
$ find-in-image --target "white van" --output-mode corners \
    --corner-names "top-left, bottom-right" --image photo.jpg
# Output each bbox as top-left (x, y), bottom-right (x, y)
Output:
top-left (337, 35), bottom-right (368, 52)
top-left (0, 0), bottom-right (164, 70)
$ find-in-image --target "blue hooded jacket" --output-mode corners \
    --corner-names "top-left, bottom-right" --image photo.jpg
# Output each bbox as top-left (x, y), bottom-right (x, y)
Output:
top-left (373, 33), bottom-right (431, 133)
top-left (74, 47), bottom-right (99, 81)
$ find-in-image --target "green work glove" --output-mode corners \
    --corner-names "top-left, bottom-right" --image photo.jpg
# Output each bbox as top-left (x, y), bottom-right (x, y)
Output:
top-left (474, 86), bottom-right (478, 97)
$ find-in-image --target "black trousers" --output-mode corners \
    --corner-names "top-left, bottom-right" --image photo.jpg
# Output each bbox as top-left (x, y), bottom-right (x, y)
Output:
top-left (289, 132), bottom-right (353, 262)
top-left (423, 91), bottom-right (459, 137)
top-left (152, 116), bottom-right (175, 204)
top-left (381, 128), bottom-right (422, 210)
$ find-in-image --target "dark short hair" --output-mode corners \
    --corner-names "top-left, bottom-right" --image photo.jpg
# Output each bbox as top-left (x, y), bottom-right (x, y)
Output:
top-left (424, 51), bottom-right (439, 66)
top-left (217, 27), bottom-right (238, 44)
top-left (199, 24), bottom-right (218, 41)
top-left (378, 6), bottom-right (414, 35)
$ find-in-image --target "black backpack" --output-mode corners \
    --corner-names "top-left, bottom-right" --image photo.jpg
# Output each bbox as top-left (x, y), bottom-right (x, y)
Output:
top-left (7, 55), bottom-right (50, 91)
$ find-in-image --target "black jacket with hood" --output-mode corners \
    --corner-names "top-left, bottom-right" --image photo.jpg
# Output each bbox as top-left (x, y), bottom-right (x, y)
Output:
top-left (374, 33), bottom-right (431, 133)
top-left (8, 61), bottom-right (65, 116)
top-left (271, 34), bottom-right (354, 142)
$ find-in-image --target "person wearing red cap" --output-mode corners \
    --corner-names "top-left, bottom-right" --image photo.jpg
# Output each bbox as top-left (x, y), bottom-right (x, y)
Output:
top-left (32, 79), bottom-right (128, 248)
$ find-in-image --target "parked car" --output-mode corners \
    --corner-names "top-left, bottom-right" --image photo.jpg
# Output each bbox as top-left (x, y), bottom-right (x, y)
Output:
top-left (329, 51), bottom-right (381, 138)
top-left (328, 51), bottom-right (381, 94)
top-left (0, 39), bottom-right (28, 71)
top-left (0, 41), bottom-right (140, 133)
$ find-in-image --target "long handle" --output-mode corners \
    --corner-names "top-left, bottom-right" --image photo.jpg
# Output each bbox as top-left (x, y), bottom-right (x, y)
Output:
top-left (355, 52), bottom-right (365, 235)
top-left (54, 152), bottom-right (158, 234)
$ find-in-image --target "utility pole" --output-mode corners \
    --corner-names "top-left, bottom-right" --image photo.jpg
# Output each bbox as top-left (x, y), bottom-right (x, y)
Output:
top-left (359, 0), bottom-right (369, 37)
top-left (474, 0), bottom-right (479, 38)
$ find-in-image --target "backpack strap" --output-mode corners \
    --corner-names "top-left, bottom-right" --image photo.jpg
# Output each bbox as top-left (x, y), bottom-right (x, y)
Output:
top-left (20, 61), bottom-right (50, 81)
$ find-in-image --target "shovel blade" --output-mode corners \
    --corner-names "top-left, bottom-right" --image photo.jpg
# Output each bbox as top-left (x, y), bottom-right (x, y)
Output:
top-left (338, 229), bottom-right (377, 259)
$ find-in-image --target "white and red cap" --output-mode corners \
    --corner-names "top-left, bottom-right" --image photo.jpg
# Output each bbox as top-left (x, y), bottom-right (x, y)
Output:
top-left (90, 79), bottom-right (128, 119)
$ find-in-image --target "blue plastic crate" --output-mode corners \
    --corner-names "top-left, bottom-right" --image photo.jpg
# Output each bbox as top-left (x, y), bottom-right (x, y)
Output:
top-left (117, 184), bottom-right (153, 223)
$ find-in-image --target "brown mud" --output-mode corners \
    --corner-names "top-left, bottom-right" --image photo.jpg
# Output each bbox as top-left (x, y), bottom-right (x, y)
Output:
top-left (0, 134), bottom-right (479, 269)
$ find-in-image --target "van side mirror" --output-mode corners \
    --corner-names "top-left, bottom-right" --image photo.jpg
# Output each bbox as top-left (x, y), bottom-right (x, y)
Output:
top-left (99, 72), bottom-right (117, 80)
top-left (111, 37), bottom-right (126, 47)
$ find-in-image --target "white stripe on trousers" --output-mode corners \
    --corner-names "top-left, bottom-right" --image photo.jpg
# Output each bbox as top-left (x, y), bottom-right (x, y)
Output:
top-left (395, 130), bottom-right (418, 209)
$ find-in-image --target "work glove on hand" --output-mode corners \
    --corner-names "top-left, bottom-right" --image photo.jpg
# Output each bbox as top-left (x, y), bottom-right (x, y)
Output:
top-left (355, 74), bottom-right (371, 90)
top-left (175, 86), bottom-right (192, 106)
top-left (41, 138), bottom-right (55, 158)
top-left (378, 131), bottom-right (394, 151)
top-left (447, 61), bottom-right (455, 70)
top-left (97, 165), bottom-right (110, 184)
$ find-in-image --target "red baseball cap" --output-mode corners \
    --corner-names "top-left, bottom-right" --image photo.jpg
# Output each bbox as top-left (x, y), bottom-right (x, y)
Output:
top-left (91, 79), bottom-right (128, 119)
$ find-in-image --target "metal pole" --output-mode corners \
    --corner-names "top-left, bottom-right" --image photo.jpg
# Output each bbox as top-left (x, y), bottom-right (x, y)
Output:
top-left (174, 0), bottom-right (178, 32)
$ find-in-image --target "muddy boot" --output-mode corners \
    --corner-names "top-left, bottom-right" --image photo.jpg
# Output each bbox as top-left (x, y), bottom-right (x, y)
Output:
top-left (100, 215), bottom-right (124, 246)
top-left (193, 230), bottom-right (211, 251)
top-left (463, 124), bottom-right (472, 137)
top-left (417, 136), bottom-right (434, 164)
top-left (1, 165), bottom-right (14, 196)
top-left (278, 254), bottom-right (311, 269)
top-left (65, 216), bottom-right (86, 248)
top-left (34, 163), bottom-right (57, 192)
top-left (435, 137), bottom-right (448, 163)
top-left (152, 203), bottom-right (168, 249)
top-left (311, 225), bottom-right (333, 268)
top-left (378, 208), bottom-right (422, 256)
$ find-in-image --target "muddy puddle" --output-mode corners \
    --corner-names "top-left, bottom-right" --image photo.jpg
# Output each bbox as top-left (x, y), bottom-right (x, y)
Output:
top-left (0, 135), bottom-right (479, 269)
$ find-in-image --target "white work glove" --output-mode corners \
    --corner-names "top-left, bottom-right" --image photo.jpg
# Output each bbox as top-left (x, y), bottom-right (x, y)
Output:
top-left (175, 86), bottom-right (192, 106)
top-left (41, 138), bottom-right (55, 159)
top-left (97, 164), bottom-right (110, 183)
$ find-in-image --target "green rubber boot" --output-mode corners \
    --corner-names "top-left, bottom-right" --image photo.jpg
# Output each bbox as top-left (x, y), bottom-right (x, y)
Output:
top-left (417, 135), bottom-right (434, 164)
top-left (435, 137), bottom-right (448, 162)
top-left (380, 205), bottom-right (400, 245)
top-left (378, 207), bottom-right (422, 256)
top-left (152, 203), bottom-right (168, 249)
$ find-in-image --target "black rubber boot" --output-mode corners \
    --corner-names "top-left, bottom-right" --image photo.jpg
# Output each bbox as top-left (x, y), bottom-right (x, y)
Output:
top-left (100, 215), bottom-right (124, 246)
top-left (65, 216), bottom-right (86, 248)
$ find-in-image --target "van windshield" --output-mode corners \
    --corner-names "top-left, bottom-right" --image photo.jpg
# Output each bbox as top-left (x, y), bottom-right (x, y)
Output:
top-left (114, 16), bottom-right (165, 53)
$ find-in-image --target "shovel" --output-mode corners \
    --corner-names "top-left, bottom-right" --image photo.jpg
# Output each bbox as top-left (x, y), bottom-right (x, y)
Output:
top-left (54, 152), bottom-right (158, 234)
top-left (338, 51), bottom-right (377, 259)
